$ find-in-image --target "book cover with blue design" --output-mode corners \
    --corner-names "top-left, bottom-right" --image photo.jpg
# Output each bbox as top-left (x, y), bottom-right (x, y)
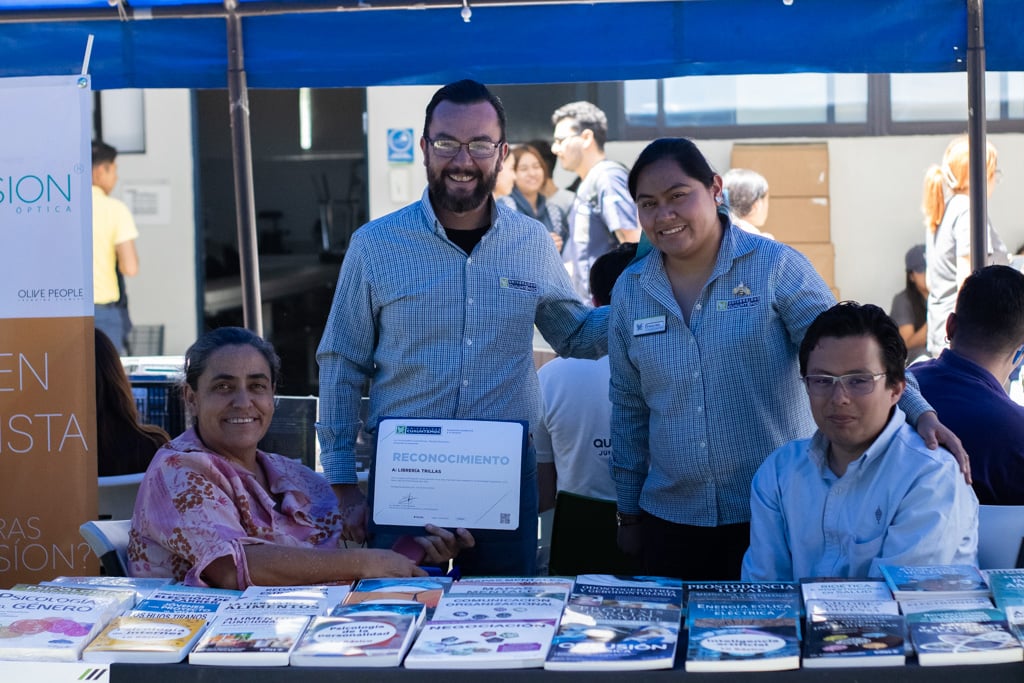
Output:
top-left (908, 608), bottom-right (1022, 666)
top-left (803, 612), bottom-right (906, 668)
top-left (684, 592), bottom-right (800, 672)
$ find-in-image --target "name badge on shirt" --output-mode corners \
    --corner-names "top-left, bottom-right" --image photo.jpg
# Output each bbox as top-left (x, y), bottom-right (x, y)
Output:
top-left (716, 295), bottom-right (761, 311)
top-left (633, 316), bottom-right (666, 336)
top-left (500, 277), bottom-right (538, 294)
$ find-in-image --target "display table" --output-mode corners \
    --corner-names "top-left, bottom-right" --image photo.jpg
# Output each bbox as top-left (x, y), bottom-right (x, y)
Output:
top-left (110, 661), bottom-right (1023, 682)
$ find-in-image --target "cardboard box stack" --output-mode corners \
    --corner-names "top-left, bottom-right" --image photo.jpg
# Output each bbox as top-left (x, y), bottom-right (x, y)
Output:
top-left (730, 143), bottom-right (837, 298)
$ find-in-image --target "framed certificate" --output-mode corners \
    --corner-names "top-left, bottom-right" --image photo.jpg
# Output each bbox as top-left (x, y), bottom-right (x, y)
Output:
top-left (369, 417), bottom-right (526, 533)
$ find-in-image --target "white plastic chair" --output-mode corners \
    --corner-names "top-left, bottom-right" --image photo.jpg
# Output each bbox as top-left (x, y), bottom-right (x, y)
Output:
top-left (79, 519), bottom-right (132, 577)
top-left (98, 472), bottom-right (146, 520)
top-left (977, 505), bottom-right (1024, 570)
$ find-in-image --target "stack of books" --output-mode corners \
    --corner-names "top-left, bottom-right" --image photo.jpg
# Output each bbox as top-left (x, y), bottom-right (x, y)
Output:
top-left (881, 563), bottom-right (1022, 666)
top-left (545, 574), bottom-right (683, 671)
top-left (684, 582), bottom-right (801, 672)
top-left (799, 578), bottom-right (906, 668)
top-left (404, 577), bottom-right (569, 669)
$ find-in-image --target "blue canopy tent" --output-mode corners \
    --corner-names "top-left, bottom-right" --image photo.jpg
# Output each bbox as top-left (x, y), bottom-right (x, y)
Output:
top-left (2, 0), bottom-right (1020, 330)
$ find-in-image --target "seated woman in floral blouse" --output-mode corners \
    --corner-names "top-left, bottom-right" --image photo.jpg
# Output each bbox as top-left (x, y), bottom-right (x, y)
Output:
top-left (128, 327), bottom-right (473, 588)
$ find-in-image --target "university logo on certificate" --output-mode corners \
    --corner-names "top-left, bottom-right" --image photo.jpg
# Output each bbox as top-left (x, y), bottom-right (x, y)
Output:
top-left (371, 418), bottom-right (526, 531)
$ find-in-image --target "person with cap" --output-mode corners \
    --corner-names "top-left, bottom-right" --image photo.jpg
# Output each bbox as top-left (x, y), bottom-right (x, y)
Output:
top-left (890, 244), bottom-right (929, 364)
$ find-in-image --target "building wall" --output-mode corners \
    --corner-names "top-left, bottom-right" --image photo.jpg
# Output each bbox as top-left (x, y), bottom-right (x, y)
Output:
top-left (368, 84), bottom-right (1024, 314)
top-left (113, 89), bottom-right (198, 355)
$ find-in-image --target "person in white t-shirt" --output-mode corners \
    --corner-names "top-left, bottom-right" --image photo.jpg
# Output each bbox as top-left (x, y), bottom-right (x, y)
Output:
top-left (536, 242), bottom-right (637, 510)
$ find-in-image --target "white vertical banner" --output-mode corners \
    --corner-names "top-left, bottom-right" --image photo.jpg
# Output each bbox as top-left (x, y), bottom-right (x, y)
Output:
top-left (0, 75), bottom-right (97, 586)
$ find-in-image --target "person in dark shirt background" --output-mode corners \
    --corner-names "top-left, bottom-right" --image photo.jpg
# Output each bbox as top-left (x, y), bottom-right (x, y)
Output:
top-left (913, 265), bottom-right (1024, 505)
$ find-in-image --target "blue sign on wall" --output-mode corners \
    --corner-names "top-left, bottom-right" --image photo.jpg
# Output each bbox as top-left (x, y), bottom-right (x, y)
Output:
top-left (387, 128), bottom-right (415, 163)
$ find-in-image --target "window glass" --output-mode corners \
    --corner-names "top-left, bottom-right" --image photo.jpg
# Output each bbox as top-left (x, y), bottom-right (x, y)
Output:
top-left (890, 72), bottom-right (1016, 121)
top-left (628, 73), bottom-right (867, 128)
top-left (624, 79), bottom-right (658, 126)
top-left (1010, 73), bottom-right (1024, 119)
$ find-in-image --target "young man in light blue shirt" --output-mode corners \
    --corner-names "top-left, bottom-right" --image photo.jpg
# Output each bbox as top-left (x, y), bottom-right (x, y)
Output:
top-left (742, 302), bottom-right (977, 581)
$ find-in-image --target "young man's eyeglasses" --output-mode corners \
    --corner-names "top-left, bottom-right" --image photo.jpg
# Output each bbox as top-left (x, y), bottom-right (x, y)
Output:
top-left (427, 137), bottom-right (503, 159)
top-left (802, 372), bottom-right (887, 397)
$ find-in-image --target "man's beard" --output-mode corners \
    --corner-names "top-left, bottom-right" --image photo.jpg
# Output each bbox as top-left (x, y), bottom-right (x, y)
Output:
top-left (427, 164), bottom-right (497, 214)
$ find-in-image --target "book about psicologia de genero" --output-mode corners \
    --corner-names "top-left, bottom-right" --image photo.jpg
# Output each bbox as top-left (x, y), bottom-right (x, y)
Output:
top-left (0, 585), bottom-right (129, 662)
top-left (684, 591), bottom-right (801, 672)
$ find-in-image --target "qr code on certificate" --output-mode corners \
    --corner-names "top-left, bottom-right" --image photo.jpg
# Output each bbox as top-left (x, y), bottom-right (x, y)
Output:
top-left (500, 513), bottom-right (510, 525)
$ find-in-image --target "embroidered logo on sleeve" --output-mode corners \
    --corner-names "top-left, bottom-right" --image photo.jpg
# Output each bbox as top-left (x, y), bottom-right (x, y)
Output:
top-left (500, 277), bottom-right (539, 294)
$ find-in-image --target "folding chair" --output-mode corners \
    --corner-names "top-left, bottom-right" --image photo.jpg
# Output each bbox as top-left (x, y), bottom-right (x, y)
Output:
top-left (79, 519), bottom-right (132, 577)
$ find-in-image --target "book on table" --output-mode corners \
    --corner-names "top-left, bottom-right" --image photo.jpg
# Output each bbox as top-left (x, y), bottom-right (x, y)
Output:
top-left (431, 595), bottom-right (566, 623)
top-left (240, 584), bottom-right (351, 613)
top-left (129, 585), bottom-right (242, 622)
top-left (684, 590), bottom-right (801, 672)
top-left (804, 598), bottom-right (901, 617)
top-left (43, 576), bottom-right (173, 606)
top-left (898, 596), bottom-right (995, 615)
top-left (447, 576), bottom-right (574, 600)
top-left (982, 569), bottom-right (1024, 609)
top-left (683, 581), bottom-right (800, 611)
top-left (403, 618), bottom-right (558, 669)
top-left (879, 564), bottom-right (990, 600)
top-left (187, 614), bottom-right (310, 666)
top-left (907, 607), bottom-right (1023, 666)
top-left (215, 596), bottom-right (326, 618)
top-left (799, 577), bottom-right (893, 604)
top-left (343, 576), bottom-right (453, 618)
top-left (0, 585), bottom-right (129, 662)
top-left (803, 612), bottom-right (906, 668)
top-left (290, 602), bottom-right (425, 667)
top-left (81, 614), bottom-right (207, 664)
top-left (571, 575), bottom-right (684, 609)
top-left (544, 601), bottom-right (680, 671)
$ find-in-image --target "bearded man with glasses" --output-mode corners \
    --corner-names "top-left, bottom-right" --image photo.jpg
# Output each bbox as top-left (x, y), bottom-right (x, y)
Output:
top-left (742, 302), bottom-right (977, 581)
top-left (317, 80), bottom-right (608, 576)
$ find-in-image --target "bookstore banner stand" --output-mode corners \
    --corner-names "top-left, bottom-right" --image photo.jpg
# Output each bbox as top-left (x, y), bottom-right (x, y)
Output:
top-left (0, 75), bottom-right (97, 586)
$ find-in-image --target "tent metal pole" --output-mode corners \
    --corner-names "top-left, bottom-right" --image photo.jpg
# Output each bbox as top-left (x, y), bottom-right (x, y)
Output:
top-left (967, 0), bottom-right (987, 274)
top-left (226, 4), bottom-right (264, 335)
